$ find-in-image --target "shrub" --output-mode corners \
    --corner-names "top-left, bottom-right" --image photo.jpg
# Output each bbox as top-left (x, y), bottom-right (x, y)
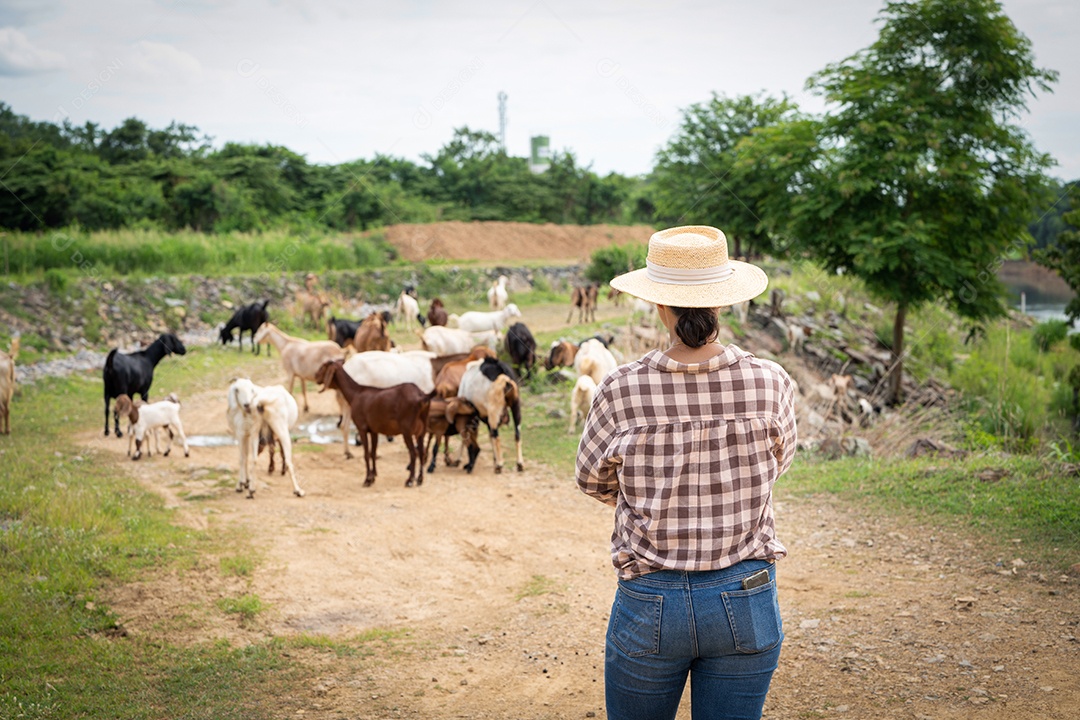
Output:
top-left (585, 242), bottom-right (647, 284)
top-left (1032, 319), bottom-right (1070, 352)
top-left (44, 268), bottom-right (68, 293)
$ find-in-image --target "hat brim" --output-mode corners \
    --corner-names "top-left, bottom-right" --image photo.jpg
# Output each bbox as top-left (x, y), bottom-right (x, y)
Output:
top-left (609, 260), bottom-right (768, 308)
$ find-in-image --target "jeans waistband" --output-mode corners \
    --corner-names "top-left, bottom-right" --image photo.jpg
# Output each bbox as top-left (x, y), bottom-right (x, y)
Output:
top-left (627, 559), bottom-right (774, 587)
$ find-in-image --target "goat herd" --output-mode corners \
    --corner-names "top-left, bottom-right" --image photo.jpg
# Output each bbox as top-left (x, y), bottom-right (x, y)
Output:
top-left (78, 275), bottom-right (623, 499)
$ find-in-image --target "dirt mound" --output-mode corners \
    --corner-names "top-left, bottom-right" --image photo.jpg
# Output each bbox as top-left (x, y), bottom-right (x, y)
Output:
top-left (381, 221), bottom-right (653, 263)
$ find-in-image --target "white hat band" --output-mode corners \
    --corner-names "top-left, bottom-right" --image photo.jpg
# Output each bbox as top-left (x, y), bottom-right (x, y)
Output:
top-left (645, 259), bottom-right (735, 286)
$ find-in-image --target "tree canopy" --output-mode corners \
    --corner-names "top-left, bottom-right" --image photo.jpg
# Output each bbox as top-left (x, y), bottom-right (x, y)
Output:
top-left (652, 93), bottom-right (804, 259)
top-left (0, 106), bottom-right (650, 234)
top-left (741, 0), bottom-right (1057, 402)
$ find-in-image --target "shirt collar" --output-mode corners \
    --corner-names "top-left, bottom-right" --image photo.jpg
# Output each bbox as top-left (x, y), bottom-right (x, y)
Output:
top-left (641, 344), bottom-right (750, 374)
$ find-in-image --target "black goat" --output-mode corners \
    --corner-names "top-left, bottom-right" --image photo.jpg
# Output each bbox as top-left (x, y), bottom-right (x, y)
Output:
top-left (103, 333), bottom-right (187, 437)
top-left (220, 300), bottom-right (271, 355)
top-left (327, 316), bottom-right (364, 347)
top-left (504, 322), bottom-right (537, 380)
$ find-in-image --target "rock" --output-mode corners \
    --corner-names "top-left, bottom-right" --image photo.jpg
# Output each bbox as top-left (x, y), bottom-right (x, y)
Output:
top-left (818, 437), bottom-right (843, 459)
top-left (841, 437), bottom-right (872, 457)
top-left (799, 619), bottom-right (820, 630)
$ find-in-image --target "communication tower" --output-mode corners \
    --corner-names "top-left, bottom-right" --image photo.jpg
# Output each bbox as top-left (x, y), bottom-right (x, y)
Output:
top-left (497, 91), bottom-right (508, 151)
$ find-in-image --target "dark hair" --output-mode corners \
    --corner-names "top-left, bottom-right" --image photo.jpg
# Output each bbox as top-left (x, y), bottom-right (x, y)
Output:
top-left (670, 306), bottom-right (720, 348)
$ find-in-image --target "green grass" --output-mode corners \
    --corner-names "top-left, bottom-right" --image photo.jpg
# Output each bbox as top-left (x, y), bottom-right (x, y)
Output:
top-left (515, 574), bottom-right (562, 600)
top-left (219, 554), bottom-right (257, 577)
top-left (216, 594), bottom-right (265, 622)
top-left (780, 454), bottom-right (1080, 571)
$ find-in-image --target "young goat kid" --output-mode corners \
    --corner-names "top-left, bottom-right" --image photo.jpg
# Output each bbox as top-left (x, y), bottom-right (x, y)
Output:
top-left (568, 372), bottom-right (597, 434)
top-left (114, 392), bottom-right (190, 460)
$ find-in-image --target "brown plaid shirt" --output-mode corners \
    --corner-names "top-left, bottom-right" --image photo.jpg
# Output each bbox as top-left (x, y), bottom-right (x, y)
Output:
top-left (576, 345), bottom-right (797, 580)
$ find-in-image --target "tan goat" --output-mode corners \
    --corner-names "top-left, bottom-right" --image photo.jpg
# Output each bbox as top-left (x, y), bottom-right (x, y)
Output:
top-left (0, 337), bottom-right (19, 435)
top-left (296, 290), bottom-right (331, 328)
top-left (254, 323), bottom-right (345, 412)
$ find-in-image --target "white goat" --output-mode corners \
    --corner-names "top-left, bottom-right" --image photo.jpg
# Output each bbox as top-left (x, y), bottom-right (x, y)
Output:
top-left (567, 373), bottom-right (597, 434)
top-left (327, 350), bottom-right (437, 458)
top-left (456, 303), bottom-right (521, 334)
top-left (0, 337), bottom-right (18, 435)
top-left (396, 291), bottom-right (421, 332)
top-left (420, 326), bottom-right (498, 356)
top-left (254, 322), bottom-right (345, 412)
top-left (115, 393), bottom-right (189, 461)
top-left (574, 338), bottom-right (618, 385)
top-left (458, 358), bottom-right (524, 473)
top-left (487, 275), bottom-right (509, 310)
top-left (227, 379), bottom-right (304, 498)
top-left (785, 321), bottom-right (812, 354)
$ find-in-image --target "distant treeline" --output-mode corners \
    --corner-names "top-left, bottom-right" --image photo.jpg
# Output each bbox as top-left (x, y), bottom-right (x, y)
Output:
top-left (0, 103), bottom-right (654, 234)
top-left (0, 101), bottom-right (1074, 252)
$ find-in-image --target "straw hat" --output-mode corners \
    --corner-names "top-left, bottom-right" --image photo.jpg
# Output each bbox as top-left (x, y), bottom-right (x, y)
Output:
top-left (609, 225), bottom-right (768, 308)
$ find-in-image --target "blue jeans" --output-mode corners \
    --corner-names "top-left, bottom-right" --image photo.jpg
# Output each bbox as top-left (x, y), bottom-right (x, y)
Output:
top-left (605, 560), bottom-right (783, 720)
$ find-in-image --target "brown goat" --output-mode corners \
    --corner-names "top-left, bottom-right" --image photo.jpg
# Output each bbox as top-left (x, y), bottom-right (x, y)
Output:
top-left (425, 396), bottom-right (481, 474)
top-left (352, 313), bottom-right (392, 353)
top-left (434, 345), bottom-right (498, 398)
top-left (427, 298), bottom-right (448, 327)
top-left (544, 340), bottom-right (579, 370)
top-left (567, 284), bottom-right (598, 324)
top-left (315, 360), bottom-right (433, 487)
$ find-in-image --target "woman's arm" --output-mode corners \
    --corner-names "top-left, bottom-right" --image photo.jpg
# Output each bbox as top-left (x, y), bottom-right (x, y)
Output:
top-left (575, 392), bottom-right (620, 507)
top-left (776, 374), bottom-right (798, 476)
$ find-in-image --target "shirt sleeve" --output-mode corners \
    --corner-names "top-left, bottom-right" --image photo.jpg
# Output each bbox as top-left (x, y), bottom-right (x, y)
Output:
top-left (575, 389), bottom-right (620, 507)
top-left (775, 373), bottom-right (798, 477)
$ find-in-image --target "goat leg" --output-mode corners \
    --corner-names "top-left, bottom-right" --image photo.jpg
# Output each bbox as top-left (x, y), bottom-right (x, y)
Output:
top-left (362, 432), bottom-right (377, 486)
top-left (403, 433), bottom-right (418, 487)
top-left (414, 431), bottom-right (426, 487)
top-left (425, 432), bottom-right (439, 475)
top-left (491, 430), bottom-right (503, 474)
top-left (443, 434), bottom-right (459, 467)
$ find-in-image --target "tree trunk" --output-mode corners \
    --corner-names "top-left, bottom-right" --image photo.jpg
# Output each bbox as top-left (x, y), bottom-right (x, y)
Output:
top-left (889, 303), bottom-right (907, 405)
top-left (732, 235), bottom-right (742, 260)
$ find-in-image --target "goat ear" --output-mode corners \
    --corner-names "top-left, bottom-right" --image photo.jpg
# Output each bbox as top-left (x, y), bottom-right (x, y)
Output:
top-left (130, 405), bottom-right (139, 424)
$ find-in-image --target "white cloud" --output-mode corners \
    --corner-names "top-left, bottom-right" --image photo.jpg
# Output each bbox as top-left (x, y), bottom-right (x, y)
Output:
top-left (129, 40), bottom-right (202, 82)
top-left (0, 26), bottom-right (64, 75)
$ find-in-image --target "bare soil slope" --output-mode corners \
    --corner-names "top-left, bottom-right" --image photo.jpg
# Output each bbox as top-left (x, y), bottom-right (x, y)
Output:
top-left (382, 221), bottom-right (652, 263)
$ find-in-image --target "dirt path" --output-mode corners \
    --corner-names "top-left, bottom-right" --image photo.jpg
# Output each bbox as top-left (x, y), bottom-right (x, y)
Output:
top-left (86, 303), bottom-right (1079, 720)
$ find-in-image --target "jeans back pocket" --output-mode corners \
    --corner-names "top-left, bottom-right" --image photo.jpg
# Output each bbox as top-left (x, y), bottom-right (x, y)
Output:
top-left (722, 582), bottom-right (783, 654)
top-left (609, 585), bottom-right (663, 657)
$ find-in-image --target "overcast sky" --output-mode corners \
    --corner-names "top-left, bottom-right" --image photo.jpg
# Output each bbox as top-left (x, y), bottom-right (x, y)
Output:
top-left (2, 0), bottom-right (1077, 180)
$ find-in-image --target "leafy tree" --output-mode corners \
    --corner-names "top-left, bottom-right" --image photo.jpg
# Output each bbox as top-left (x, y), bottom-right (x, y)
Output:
top-left (747, 0), bottom-right (1057, 403)
top-left (1029, 180), bottom-right (1078, 251)
top-left (1035, 191), bottom-right (1080, 319)
top-left (653, 93), bottom-right (804, 258)
top-left (98, 117), bottom-right (152, 164)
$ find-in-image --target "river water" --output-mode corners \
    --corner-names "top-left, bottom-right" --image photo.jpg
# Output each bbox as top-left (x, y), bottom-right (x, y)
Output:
top-left (1000, 260), bottom-right (1074, 325)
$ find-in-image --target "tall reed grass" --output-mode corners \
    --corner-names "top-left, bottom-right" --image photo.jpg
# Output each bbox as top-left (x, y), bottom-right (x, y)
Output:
top-left (0, 227), bottom-right (394, 278)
